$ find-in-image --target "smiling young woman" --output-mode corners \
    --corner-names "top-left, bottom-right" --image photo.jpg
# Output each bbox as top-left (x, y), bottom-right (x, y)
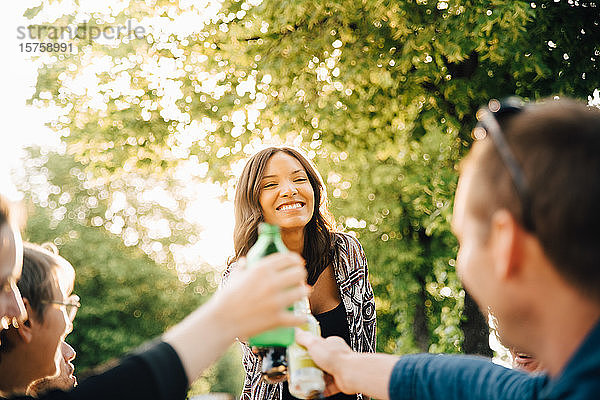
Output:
top-left (225, 146), bottom-right (376, 400)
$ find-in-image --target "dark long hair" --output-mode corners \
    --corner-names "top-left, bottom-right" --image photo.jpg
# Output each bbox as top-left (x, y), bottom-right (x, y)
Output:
top-left (229, 146), bottom-right (335, 285)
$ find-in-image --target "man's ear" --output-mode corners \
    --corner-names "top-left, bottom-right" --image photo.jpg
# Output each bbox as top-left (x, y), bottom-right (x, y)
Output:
top-left (489, 209), bottom-right (522, 281)
top-left (16, 298), bottom-right (35, 344)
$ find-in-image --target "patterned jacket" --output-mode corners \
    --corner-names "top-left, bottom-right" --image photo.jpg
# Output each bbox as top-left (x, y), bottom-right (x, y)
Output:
top-left (227, 232), bottom-right (377, 400)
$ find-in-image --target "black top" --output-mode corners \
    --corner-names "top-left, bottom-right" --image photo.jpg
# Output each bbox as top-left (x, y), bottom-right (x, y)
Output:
top-left (4, 341), bottom-right (188, 400)
top-left (282, 302), bottom-right (357, 400)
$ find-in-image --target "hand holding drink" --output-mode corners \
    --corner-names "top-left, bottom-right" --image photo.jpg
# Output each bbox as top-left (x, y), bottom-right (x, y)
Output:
top-left (287, 298), bottom-right (326, 399)
top-left (246, 223), bottom-right (326, 398)
top-left (246, 223), bottom-right (295, 383)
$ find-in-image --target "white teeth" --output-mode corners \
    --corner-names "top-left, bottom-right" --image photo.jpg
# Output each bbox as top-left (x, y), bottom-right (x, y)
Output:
top-left (279, 203), bottom-right (302, 211)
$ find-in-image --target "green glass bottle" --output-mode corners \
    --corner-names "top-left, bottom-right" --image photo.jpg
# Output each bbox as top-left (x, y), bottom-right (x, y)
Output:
top-left (247, 223), bottom-right (295, 384)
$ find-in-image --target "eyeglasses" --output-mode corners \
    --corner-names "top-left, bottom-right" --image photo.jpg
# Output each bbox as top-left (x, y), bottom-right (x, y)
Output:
top-left (472, 97), bottom-right (535, 232)
top-left (43, 294), bottom-right (81, 322)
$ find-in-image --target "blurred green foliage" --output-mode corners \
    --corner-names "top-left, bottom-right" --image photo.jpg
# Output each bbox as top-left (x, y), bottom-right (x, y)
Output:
top-left (24, 0), bottom-right (600, 395)
top-left (20, 149), bottom-right (206, 367)
top-left (18, 149), bottom-right (243, 396)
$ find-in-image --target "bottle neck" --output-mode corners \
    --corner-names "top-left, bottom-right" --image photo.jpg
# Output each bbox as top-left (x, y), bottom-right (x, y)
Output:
top-left (294, 297), bottom-right (311, 313)
top-left (258, 222), bottom-right (281, 236)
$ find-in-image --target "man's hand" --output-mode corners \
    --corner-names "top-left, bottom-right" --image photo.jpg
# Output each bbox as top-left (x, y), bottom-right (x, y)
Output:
top-left (217, 252), bottom-right (308, 341)
top-left (295, 330), bottom-right (397, 400)
top-left (295, 330), bottom-right (355, 395)
top-left (163, 252), bottom-right (308, 384)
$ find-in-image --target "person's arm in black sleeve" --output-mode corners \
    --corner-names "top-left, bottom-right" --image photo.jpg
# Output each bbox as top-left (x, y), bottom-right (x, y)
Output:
top-left (72, 341), bottom-right (187, 400)
top-left (6, 253), bottom-right (308, 400)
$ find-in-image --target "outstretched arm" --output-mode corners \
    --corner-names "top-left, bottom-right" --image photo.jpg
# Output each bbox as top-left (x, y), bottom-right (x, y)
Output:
top-left (295, 330), bottom-right (548, 400)
top-left (8, 253), bottom-right (308, 400)
top-left (295, 330), bottom-right (397, 399)
top-left (164, 252), bottom-right (308, 384)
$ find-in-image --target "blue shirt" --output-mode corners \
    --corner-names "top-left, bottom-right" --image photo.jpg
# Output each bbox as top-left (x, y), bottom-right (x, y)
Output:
top-left (389, 319), bottom-right (600, 400)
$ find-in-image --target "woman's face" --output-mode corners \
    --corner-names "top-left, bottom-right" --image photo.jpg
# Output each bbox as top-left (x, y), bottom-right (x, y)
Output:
top-left (258, 152), bottom-right (315, 231)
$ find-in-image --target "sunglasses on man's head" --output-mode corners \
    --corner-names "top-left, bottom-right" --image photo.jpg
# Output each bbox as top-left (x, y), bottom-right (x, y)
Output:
top-left (472, 97), bottom-right (535, 232)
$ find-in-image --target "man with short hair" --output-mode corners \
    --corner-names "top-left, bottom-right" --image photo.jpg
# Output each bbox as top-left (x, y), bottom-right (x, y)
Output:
top-left (0, 243), bottom-right (78, 396)
top-left (297, 97), bottom-right (600, 400)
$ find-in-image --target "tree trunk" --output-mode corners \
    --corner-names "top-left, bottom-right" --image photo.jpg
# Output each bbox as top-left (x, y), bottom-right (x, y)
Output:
top-left (413, 274), bottom-right (430, 352)
top-left (413, 228), bottom-right (432, 352)
top-left (460, 291), bottom-right (492, 357)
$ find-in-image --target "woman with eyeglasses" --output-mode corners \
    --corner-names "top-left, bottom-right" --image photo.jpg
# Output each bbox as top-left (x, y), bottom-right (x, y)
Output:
top-left (224, 146), bottom-right (376, 400)
top-left (0, 242), bottom-right (78, 396)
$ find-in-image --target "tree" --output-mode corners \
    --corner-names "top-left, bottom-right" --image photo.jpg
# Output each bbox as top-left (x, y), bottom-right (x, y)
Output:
top-left (18, 148), bottom-right (247, 398)
top-left (19, 148), bottom-right (208, 369)
top-left (26, 0), bottom-right (600, 359)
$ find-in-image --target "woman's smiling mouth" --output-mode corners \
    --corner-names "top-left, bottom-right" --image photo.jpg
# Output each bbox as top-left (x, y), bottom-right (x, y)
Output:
top-left (277, 202), bottom-right (304, 211)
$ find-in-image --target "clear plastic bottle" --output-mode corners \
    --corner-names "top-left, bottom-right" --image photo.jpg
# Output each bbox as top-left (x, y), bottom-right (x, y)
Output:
top-left (287, 298), bottom-right (326, 399)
